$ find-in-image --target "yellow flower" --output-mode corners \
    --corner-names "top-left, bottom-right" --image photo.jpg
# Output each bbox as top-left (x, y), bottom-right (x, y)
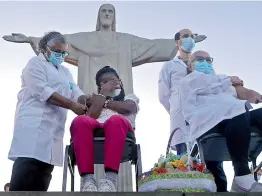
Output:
top-left (181, 155), bottom-right (188, 164)
top-left (152, 170), bottom-right (158, 175)
top-left (171, 160), bottom-right (180, 168)
top-left (172, 160), bottom-right (185, 169)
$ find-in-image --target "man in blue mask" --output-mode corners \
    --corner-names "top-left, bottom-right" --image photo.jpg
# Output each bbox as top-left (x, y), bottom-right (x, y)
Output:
top-left (183, 50), bottom-right (262, 192)
top-left (174, 29), bottom-right (196, 66)
top-left (159, 29), bottom-right (202, 159)
top-left (158, 29), bottom-right (245, 192)
top-left (188, 50), bottom-right (214, 74)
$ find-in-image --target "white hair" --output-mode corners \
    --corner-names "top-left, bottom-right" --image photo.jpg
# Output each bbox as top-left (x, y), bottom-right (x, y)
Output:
top-left (38, 31), bottom-right (67, 52)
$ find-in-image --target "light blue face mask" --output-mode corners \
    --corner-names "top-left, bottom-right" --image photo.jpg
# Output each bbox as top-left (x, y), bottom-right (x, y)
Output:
top-left (194, 61), bottom-right (213, 74)
top-left (46, 46), bottom-right (66, 67)
top-left (181, 37), bottom-right (195, 53)
top-left (48, 51), bottom-right (65, 67)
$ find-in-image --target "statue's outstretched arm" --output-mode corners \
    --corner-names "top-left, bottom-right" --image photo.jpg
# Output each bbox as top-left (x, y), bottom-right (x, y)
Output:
top-left (130, 33), bottom-right (207, 67)
top-left (3, 33), bottom-right (79, 66)
top-left (193, 34), bottom-right (207, 43)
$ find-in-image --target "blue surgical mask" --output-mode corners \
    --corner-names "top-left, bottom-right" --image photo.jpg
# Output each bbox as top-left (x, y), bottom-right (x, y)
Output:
top-left (194, 61), bottom-right (213, 74)
top-left (47, 50), bottom-right (65, 67)
top-left (181, 37), bottom-right (195, 53)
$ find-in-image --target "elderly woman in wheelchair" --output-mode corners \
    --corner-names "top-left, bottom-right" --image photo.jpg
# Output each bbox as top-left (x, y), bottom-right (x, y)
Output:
top-left (70, 66), bottom-right (139, 192)
top-left (180, 50), bottom-right (262, 192)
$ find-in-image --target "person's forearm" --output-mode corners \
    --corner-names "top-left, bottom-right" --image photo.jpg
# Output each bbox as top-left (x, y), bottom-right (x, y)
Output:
top-left (246, 89), bottom-right (261, 103)
top-left (235, 85), bottom-right (259, 103)
top-left (86, 95), bottom-right (106, 119)
top-left (235, 85), bottom-right (251, 100)
top-left (106, 100), bottom-right (136, 114)
top-left (47, 92), bottom-right (73, 110)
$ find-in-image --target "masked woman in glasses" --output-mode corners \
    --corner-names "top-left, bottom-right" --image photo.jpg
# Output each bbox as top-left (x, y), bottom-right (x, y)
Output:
top-left (8, 31), bottom-right (88, 191)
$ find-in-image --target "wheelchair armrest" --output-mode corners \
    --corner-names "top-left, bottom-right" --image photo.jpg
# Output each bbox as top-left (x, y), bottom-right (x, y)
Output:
top-left (195, 126), bottom-right (262, 162)
top-left (198, 127), bottom-right (262, 142)
top-left (198, 133), bottom-right (224, 142)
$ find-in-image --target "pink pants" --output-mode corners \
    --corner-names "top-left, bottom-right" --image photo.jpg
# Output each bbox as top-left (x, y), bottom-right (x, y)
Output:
top-left (70, 115), bottom-right (134, 175)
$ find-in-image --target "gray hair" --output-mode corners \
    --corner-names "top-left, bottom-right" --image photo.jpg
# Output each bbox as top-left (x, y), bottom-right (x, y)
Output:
top-left (38, 31), bottom-right (67, 53)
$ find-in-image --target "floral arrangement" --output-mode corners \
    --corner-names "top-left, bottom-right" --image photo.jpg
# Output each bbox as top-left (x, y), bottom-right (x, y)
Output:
top-left (142, 153), bottom-right (208, 177)
top-left (138, 152), bottom-right (215, 192)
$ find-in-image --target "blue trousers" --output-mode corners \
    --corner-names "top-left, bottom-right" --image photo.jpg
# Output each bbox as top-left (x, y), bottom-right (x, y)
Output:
top-left (176, 143), bottom-right (228, 192)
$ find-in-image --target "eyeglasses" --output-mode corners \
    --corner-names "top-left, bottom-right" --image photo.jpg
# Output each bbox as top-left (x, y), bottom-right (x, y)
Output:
top-left (47, 46), bottom-right (69, 58)
top-left (180, 33), bottom-right (195, 39)
top-left (193, 56), bottom-right (214, 63)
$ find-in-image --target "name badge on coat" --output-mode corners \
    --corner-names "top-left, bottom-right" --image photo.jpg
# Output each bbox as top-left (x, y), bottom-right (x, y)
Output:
top-left (68, 82), bottom-right (73, 98)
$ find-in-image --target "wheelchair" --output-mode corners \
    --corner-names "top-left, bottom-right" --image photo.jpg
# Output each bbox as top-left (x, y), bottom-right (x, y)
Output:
top-left (190, 126), bottom-right (262, 181)
top-left (62, 128), bottom-right (142, 192)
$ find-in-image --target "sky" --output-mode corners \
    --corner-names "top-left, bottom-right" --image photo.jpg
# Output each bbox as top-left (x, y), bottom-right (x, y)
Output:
top-left (0, 0), bottom-right (262, 192)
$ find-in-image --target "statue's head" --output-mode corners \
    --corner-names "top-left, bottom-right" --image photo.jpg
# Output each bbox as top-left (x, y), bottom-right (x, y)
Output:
top-left (96, 4), bottom-right (116, 31)
top-left (95, 66), bottom-right (125, 101)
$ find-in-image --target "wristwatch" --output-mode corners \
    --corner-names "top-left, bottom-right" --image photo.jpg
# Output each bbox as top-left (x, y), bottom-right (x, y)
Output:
top-left (104, 99), bottom-right (110, 108)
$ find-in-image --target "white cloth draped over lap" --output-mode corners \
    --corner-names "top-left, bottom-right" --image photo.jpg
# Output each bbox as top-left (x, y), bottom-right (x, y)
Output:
top-left (180, 71), bottom-right (247, 142)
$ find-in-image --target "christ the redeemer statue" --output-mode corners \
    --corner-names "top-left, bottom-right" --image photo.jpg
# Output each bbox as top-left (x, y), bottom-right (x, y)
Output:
top-left (3, 3), bottom-right (207, 191)
top-left (3, 3), bottom-right (206, 95)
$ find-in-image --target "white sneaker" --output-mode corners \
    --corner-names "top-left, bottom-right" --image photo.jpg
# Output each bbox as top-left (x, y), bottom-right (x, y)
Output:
top-left (81, 180), bottom-right (98, 192)
top-left (98, 179), bottom-right (117, 192)
top-left (231, 181), bottom-right (262, 192)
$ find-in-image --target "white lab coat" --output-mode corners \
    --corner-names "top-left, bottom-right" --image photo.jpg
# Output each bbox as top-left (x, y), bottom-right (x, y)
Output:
top-left (9, 54), bottom-right (84, 166)
top-left (180, 71), bottom-right (247, 142)
top-left (158, 56), bottom-right (190, 148)
top-left (158, 56), bottom-right (241, 148)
